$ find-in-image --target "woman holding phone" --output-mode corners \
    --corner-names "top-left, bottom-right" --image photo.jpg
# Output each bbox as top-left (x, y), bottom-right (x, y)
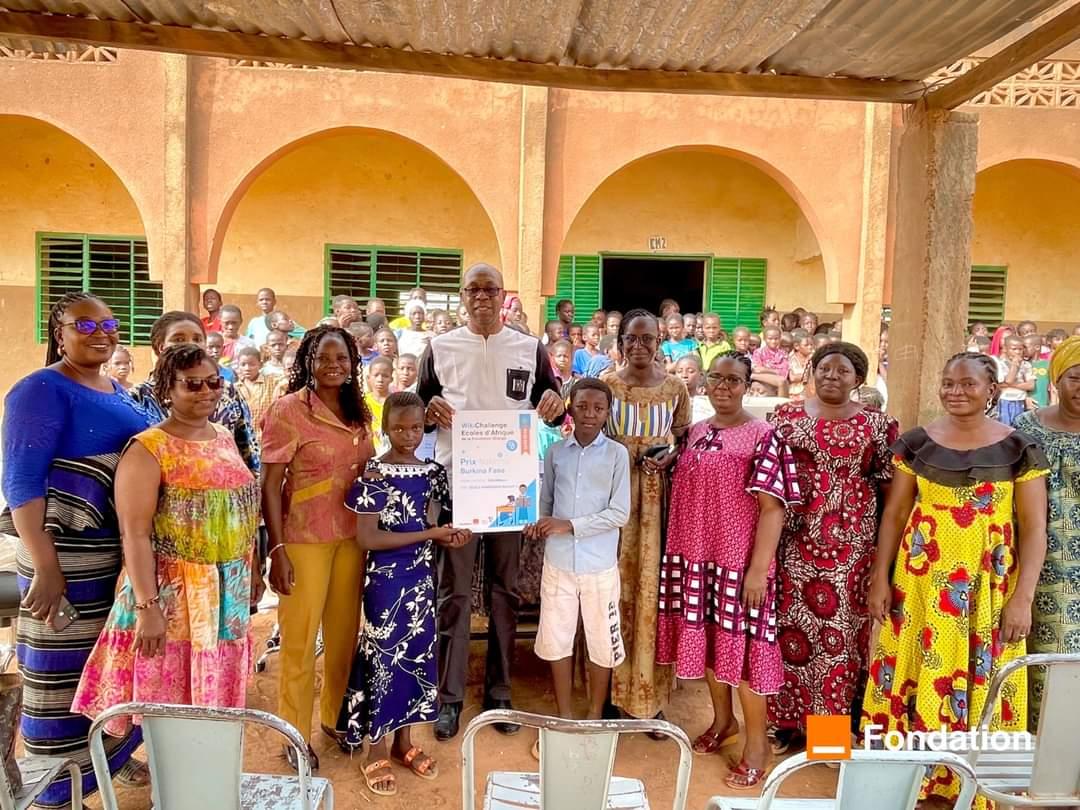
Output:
top-left (1, 293), bottom-right (154, 806)
top-left (601, 309), bottom-right (691, 722)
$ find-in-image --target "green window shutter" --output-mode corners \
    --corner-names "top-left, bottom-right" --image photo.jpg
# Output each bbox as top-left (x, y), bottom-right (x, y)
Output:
top-left (706, 257), bottom-right (767, 331)
top-left (36, 233), bottom-right (161, 346)
top-left (325, 245), bottom-right (463, 317)
top-left (968, 265), bottom-right (1007, 327)
top-left (546, 255), bottom-right (601, 322)
top-left (37, 234), bottom-right (87, 342)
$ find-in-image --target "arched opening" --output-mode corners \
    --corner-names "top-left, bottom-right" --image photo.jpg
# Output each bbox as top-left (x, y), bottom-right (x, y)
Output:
top-left (211, 128), bottom-right (501, 328)
top-left (972, 159), bottom-right (1080, 331)
top-left (554, 148), bottom-right (831, 328)
top-left (0, 115), bottom-right (152, 389)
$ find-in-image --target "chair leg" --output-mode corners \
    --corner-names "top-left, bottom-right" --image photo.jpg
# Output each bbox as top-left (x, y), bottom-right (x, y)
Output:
top-left (67, 761), bottom-right (84, 810)
top-left (322, 782), bottom-right (334, 810)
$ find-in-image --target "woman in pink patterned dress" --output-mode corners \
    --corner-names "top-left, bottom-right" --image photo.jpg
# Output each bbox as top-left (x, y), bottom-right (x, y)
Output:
top-left (73, 345), bottom-right (260, 737)
top-left (658, 352), bottom-right (800, 789)
top-left (766, 342), bottom-right (899, 751)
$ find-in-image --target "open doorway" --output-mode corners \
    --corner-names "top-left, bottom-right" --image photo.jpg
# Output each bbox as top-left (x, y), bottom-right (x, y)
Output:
top-left (601, 256), bottom-right (707, 315)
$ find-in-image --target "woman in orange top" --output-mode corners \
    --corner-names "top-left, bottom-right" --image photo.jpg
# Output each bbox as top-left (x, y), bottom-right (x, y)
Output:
top-left (261, 325), bottom-right (374, 768)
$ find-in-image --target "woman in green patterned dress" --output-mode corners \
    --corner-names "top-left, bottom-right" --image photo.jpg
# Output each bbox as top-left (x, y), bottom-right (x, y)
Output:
top-left (1015, 336), bottom-right (1080, 729)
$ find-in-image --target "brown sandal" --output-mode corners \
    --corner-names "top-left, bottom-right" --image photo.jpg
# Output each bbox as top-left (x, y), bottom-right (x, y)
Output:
top-left (363, 759), bottom-right (398, 797)
top-left (692, 725), bottom-right (740, 755)
top-left (724, 761), bottom-right (767, 790)
top-left (393, 745), bottom-right (438, 780)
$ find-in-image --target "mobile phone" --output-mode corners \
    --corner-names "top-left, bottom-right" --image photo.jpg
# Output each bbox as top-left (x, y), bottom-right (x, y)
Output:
top-left (52, 595), bottom-right (79, 632)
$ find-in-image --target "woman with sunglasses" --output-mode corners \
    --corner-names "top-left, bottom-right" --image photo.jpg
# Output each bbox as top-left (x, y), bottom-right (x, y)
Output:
top-left (130, 311), bottom-right (260, 477)
top-left (73, 345), bottom-right (259, 741)
top-left (600, 308), bottom-right (691, 723)
top-left (1, 292), bottom-right (155, 806)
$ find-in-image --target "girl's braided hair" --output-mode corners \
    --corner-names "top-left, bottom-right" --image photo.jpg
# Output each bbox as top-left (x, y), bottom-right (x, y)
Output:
top-left (287, 324), bottom-right (371, 429)
top-left (46, 292), bottom-right (106, 366)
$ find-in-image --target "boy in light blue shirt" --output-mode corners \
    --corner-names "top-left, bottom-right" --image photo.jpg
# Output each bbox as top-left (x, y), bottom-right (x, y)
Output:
top-left (661, 313), bottom-right (697, 370)
top-left (526, 378), bottom-right (630, 749)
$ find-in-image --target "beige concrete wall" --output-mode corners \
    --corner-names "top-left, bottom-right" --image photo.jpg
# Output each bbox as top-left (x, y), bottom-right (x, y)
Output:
top-left (0, 116), bottom-right (154, 391)
top-left (213, 129), bottom-right (501, 328)
top-left (972, 159), bottom-right (1080, 328)
top-left (561, 150), bottom-right (831, 315)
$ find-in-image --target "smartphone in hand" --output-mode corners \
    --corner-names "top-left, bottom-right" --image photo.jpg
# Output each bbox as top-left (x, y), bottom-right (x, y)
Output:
top-left (52, 595), bottom-right (79, 632)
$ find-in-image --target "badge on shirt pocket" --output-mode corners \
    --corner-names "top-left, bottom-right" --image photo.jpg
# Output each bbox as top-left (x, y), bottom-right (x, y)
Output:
top-left (506, 368), bottom-right (529, 401)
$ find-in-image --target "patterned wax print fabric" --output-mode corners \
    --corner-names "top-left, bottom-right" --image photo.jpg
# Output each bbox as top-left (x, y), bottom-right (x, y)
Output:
top-left (767, 403), bottom-right (899, 732)
top-left (72, 425), bottom-right (259, 737)
top-left (1014, 412), bottom-right (1080, 729)
top-left (600, 370), bottom-right (691, 718)
top-left (860, 428), bottom-right (1048, 809)
top-left (657, 418), bottom-right (800, 693)
top-left (338, 459), bottom-right (450, 743)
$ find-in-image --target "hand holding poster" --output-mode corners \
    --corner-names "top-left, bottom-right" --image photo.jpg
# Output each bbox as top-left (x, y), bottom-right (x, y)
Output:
top-left (452, 410), bottom-right (540, 532)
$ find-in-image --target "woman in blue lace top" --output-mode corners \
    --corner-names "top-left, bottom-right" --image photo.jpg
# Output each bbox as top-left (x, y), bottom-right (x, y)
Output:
top-left (1, 292), bottom-right (154, 806)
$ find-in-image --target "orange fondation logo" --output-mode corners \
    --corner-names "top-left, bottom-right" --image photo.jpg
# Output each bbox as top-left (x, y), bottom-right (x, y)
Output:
top-left (807, 715), bottom-right (852, 760)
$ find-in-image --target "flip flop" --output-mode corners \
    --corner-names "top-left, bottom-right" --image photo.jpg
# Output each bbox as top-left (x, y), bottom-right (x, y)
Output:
top-left (115, 758), bottom-right (151, 788)
top-left (724, 761), bottom-right (767, 790)
top-left (392, 745), bottom-right (438, 780)
top-left (692, 726), bottom-right (740, 755)
top-left (363, 759), bottom-right (398, 797)
top-left (321, 723), bottom-right (353, 754)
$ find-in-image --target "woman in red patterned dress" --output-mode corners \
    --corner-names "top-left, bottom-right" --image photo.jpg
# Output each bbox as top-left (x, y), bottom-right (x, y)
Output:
top-left (767, 342), bottom-right (899, 751)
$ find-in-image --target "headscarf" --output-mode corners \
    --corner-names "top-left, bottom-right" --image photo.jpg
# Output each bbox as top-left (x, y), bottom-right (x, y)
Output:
top-left (501, 294), bottom-right (522, 324)
top-left (405, 298), bottom-right (426, 319)
top-left (1050, 335), bottom-right (1080, 383)
top-left (989, 325), bottom-right (1013, 357)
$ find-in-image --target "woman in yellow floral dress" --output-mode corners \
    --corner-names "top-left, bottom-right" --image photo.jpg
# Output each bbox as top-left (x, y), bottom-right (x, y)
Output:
top-left (863, 352), bottom-right (1048, 808)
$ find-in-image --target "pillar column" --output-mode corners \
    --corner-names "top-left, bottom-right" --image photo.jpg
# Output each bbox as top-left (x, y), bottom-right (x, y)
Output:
top-left (887, 102), bottom-right (979, 429)
top-left (159, 53), bottom-right (196, 312)
top-left (842, 102), bottom-right (893, 384)
top-left (515, 85), bottom-right (549, 331)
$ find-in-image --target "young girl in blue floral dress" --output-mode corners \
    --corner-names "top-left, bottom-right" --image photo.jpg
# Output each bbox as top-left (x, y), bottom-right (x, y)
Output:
top-left (338, 391), bottom-right (472, 797)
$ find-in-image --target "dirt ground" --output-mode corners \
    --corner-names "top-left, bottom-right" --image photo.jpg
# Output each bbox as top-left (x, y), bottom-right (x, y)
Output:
top-left (96, 612), bottom-right (837, 810)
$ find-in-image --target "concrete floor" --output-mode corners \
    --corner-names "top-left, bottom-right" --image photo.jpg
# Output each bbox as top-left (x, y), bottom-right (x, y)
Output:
top-left (100, 611), bottom-right (838, 810)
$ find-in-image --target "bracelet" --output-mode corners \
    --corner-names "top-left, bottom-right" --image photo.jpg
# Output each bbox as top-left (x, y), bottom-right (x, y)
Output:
top-left (267, 543), bottom-right (288, 557)
top-left (134, 595), bottom-right (160, 611)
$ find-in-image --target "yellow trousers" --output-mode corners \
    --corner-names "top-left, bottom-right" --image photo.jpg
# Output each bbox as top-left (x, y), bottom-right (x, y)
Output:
top-left (277, 540), bottom-right (364, 742)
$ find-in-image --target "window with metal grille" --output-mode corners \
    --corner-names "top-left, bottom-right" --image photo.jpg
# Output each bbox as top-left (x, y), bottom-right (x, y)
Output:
top-left (36, 233), bottom-right (162, 346)
top-left (968, 265), bottom-right (1008, 327)
top-left (545, 255), bottom-right (602, 321)
top-left (705, 257), bottom-right (767, 331)
top-left (324, 245), bottom-right (463, 317)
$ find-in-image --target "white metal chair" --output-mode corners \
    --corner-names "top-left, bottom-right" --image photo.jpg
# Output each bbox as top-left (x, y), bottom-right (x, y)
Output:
top-left (705, 749), bottom-right (979, 810)
top-left (88, 702), bottom-right (333, 810)
top-left (462, 709), bottom-right (693, 810)
top-left (1, 753), bottom-right (83, 810)
top-left (968, 652), bottom-right (1080, 807)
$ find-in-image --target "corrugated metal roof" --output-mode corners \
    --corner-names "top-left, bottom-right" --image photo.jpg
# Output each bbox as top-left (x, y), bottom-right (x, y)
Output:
top-left (0, 0), bottom-right (1069, 81)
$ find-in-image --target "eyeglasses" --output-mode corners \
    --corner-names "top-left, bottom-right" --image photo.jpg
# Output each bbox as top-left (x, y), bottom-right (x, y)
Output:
top-left (62, 318), bottom-right (120, 335)
top-left (706, 374), bottom-right (747, 389)
top-left (176, 375), bottom-right (225, 392)
top-left (462, 286), bottom-right (502, 299)
top-left (621, 334), bottom-right (658, 347)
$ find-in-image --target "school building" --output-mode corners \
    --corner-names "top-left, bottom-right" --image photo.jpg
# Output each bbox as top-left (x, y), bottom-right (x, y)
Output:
top-left (2, 37), bottom-right (1080, 399)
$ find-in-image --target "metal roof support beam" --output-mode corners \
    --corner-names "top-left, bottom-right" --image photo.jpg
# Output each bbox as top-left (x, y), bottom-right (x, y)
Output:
top-left (926, 1), bottom-right (1080, 109)
top-left (0, 10), bottom-right (927, 103)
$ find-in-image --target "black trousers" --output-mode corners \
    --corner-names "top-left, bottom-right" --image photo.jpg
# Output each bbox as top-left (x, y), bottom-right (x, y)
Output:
top-left (437, 532), bottom-right (520, 704)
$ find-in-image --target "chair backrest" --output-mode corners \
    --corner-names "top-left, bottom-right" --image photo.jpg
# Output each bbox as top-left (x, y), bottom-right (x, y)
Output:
top-left (1030, 656), bottom-right (1080, 799)
top-left (538, 728), bottom-right (618, 808)
top-left (143, 716), bottom-right (245, 810)
top-left (88, 702), bottom-right (314, 810)
top-left (462, 709), bottom-right (693, 810)
top-left (742, 750), bottom-right (978, 810)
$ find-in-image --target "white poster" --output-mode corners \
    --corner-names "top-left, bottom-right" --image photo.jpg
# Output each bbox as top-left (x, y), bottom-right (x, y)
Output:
top-left (451, 410), bottom-right (540, 533)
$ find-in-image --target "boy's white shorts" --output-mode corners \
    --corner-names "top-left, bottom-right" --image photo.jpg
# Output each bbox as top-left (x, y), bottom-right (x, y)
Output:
top-left (534, 562), bottom-right (625, 668)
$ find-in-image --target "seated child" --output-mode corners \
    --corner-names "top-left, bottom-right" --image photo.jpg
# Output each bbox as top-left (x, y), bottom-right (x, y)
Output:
top-left (525, 379), bottom-right (631, 759)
